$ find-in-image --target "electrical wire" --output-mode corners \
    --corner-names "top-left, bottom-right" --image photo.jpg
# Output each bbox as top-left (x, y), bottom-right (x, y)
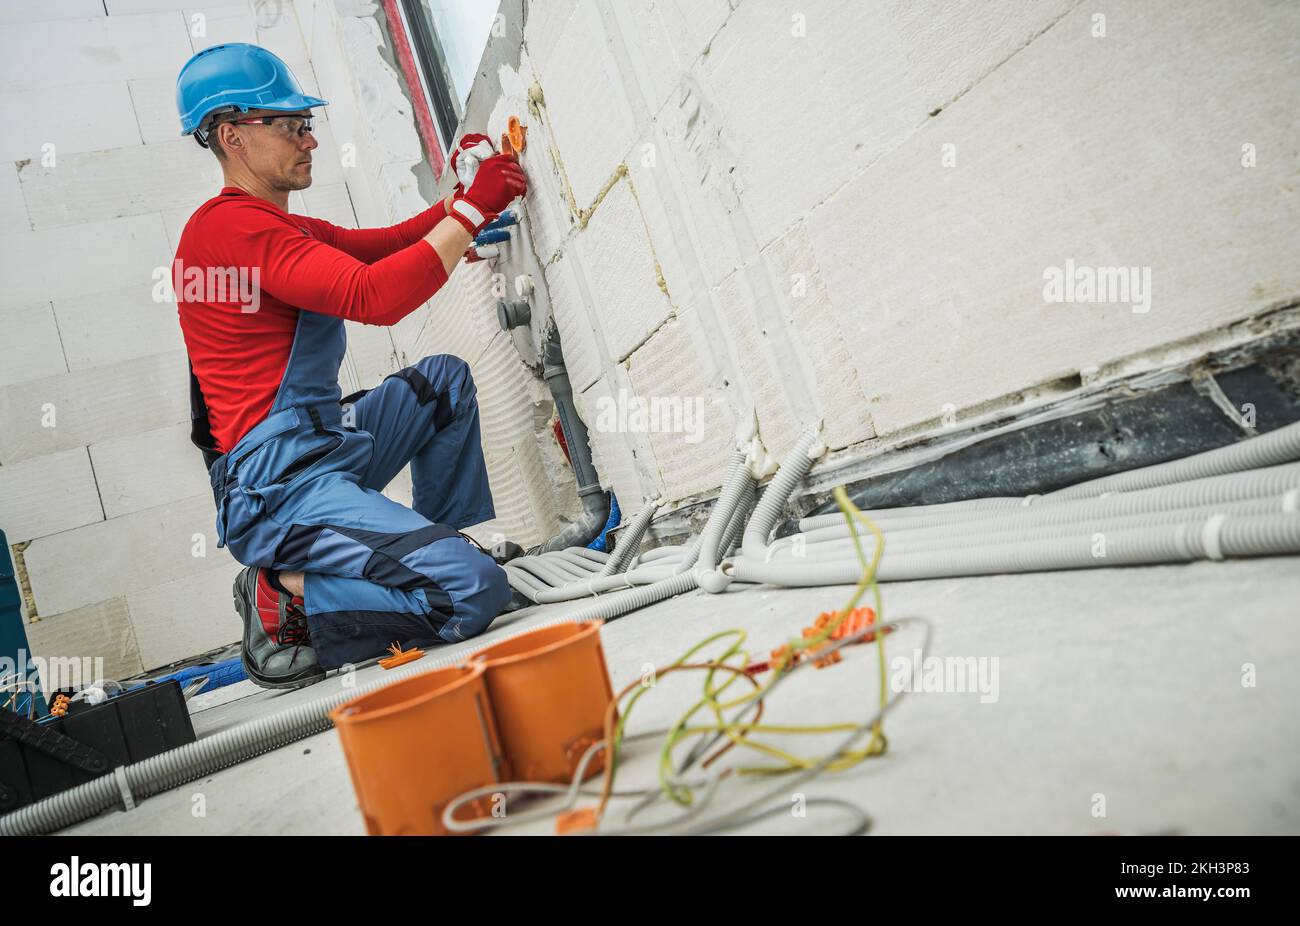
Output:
top-left (441, 485), bottom-right (929, 836)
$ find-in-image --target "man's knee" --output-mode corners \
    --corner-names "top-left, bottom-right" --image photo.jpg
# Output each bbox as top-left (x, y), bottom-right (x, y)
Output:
top-left (416, 354), bottom-right (474, 403)
top-left (439, 550), bottom-right (510, 642)
top-left (388, 354), bottom-right (471, 397)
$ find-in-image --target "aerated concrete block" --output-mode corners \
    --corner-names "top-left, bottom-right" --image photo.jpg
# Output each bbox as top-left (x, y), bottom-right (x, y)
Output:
top-left (0, 446), bottom-right (102, 542)
top-left (89, 422), bottom-right (211, 520)
top-left (534, 0), bottom-right (639, 209)
top-left (807, 1), bottom-right (1300, 436)
top-left (713, 264), bottom-right (802, 460)
top-left (0, 161), bottom-right (26, 230)
top-left (606, 0), bottom-right (731, 119)
top-left (0, 301), bottom-right (66, 387)
top-left (695, 0), bottom-right (1074, 244)
top-left (24, 598), bottom-right (143, 684)
top-left (577, 376), bottom-right (663, 507)
top-left (299, 181), bottom-right (359, 228)
top-left (761, 222), bottom-right (875, 450)
top-left (0, 82), bottom-right (141, 162)
top-left (544, 250), bottom-right (605, 395)
top-left (53, 283), bottom-right (183, 372)
top-left (18, 138), bottom-right (221, 230)
top-left (522, 0), bottom-right (577, 80)
top-left (574, 180), bottom-right (674, 363)
top-left (127, 559), bottom-right (243, 670)
top-left (0, 0), bottom-right (104, 25)
top-left (0, 350), bottom-right (189, 466)
top-left (623, 312), bottom-right (736, 503)
top-left (0, 213), bottom-right (172, 309)
top-left (23, 492), bottom-right (219, 617)
top-left (0, 11), bottom-right (192, 93)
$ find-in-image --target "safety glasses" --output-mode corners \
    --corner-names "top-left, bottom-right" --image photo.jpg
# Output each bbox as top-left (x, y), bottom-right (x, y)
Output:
top-left (224, 115), bottom-right (315, 139)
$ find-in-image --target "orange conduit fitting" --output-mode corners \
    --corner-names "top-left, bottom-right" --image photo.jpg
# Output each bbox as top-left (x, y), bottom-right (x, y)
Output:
top-left (503, 114), bottom-right (527, 155)
top-left (472, 621), bottom-right (615, 784)
top-left (330, 664), bottom-right (506, 836)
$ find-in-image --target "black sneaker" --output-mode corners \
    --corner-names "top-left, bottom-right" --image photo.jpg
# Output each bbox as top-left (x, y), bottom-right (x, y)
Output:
top-left (455, 530), bottom-right (524, 566)
top-left (489, 539), bottom-right (526, 565)
top-left (232, 566), bottom-right (325, 690)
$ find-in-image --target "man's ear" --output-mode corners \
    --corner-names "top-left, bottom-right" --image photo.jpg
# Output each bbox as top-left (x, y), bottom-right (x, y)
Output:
top-left (215, 122), bottom-right (240, 151)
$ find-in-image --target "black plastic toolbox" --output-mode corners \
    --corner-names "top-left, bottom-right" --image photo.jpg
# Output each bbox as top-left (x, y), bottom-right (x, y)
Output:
top-left (0, 680), bottom-right (195, 813)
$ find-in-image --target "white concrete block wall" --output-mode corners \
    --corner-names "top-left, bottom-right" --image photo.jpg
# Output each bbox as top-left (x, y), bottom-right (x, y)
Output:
top-left (0, 0), bottom-right (398, 676)
top-left (460, 0), bottom-right (1298, 510)
top-left (806, 1), bottom-right (1300, 434)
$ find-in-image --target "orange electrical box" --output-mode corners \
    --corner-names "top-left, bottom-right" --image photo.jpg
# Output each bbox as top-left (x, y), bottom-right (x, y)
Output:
top-left (330, 664), bottom-right (505, 836)
top-left (473, 621), bottom-right (613, 783)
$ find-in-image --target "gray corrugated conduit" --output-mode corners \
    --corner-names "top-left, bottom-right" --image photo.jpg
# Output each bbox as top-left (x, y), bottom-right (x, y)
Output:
top-left (504, 448), bottom-right (754, 602)
top-left (599, 499), bottom-right (662, 576)
top-left (696, 452), bottom-right (760, 576)
top-left (1048, 418), bottom-right (1300, 500)
top-left (728, 513), bottom-right (1300, 586)
top-left (764, 496), bottom-right (1299, 561)
top-left (796, 419), bottom-right (1300, 532)
top-left (798, 495), bottom-right (1024, 532)
top-left (700, 424), bottom-right (1300, 593)
top-left (740, 430), bottom-right (823, 562)
top-left (768, 464), bottom-right (1300, 554)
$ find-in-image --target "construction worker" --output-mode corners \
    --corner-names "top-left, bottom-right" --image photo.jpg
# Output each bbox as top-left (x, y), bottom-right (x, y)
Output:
top-left (173, 44), bottom-right (527, 689)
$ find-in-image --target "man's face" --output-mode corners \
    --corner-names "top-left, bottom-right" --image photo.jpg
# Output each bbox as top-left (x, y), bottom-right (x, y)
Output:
top-left (216, 108), bottom-right (318, 192)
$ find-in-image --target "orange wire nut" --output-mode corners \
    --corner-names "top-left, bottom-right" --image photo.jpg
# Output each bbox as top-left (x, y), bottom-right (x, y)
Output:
top-left (473, 621), bottom-right (614, 783)
top-left (748, 607), bottom-right (886, 673)
top-left (378, 641), bottom-right (425, 669)
top-left (50, 693), bottom-right (71, 716)
top-left (814, 606), bottom-right (884, 643)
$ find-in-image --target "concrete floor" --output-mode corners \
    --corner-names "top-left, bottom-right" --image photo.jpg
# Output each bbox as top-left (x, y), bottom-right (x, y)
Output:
top-left (62, 556), bottom-right (1300, 835)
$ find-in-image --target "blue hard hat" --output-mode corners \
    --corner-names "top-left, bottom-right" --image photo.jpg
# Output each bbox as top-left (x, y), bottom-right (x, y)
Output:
top-left (176, 43), bottom-right (327, 138)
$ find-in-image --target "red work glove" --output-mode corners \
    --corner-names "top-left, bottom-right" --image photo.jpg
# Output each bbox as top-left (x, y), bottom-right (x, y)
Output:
top-left (449, 132), bottom-right (494, 193)
top-left (448, 153), bottom-right (527, 235)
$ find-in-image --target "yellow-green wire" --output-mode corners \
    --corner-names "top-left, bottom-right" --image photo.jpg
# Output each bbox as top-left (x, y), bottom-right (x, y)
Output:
top-left (596, 484), bottom-right (892, 809)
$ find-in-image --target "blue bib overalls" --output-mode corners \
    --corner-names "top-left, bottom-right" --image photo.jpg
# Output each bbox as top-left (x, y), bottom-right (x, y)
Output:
top-left (201, 306), bottom-right (510, 669)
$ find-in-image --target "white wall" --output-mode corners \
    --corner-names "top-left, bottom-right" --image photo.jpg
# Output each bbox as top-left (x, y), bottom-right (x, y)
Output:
top-left (494, 0), bottom-right (1300, 511)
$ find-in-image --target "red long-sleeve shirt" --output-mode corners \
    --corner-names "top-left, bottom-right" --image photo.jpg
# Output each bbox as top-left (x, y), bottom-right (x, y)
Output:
top-left (175, 187), bottom-right (450, 453)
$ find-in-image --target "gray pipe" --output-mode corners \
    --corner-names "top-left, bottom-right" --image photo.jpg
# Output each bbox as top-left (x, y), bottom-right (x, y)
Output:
top-left (784, 463), bottom-right (1300, 543)
top-left (729, 512), bottom-right (1300, 586)
top-left (740, 430), bottom-right (821, 561)
top-left (600, 500), bottom-right (662, 576)
top-left (508, 450), bottom-right (749, 602)
top-left (795, 419), bottom-right (1300, 531)
top-left (765, 497), bottom-right (1296, 561)
top-left (718, 482), bottom-right (758, 558)
top-left (531, 330), bottom-right (611, 555)
top-left (1048, 419), bottom-right (1300, 499)
top-left (798, 496), bottom-right (1025, 532)
top-left (696, 450), bottom-right (755, 573)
